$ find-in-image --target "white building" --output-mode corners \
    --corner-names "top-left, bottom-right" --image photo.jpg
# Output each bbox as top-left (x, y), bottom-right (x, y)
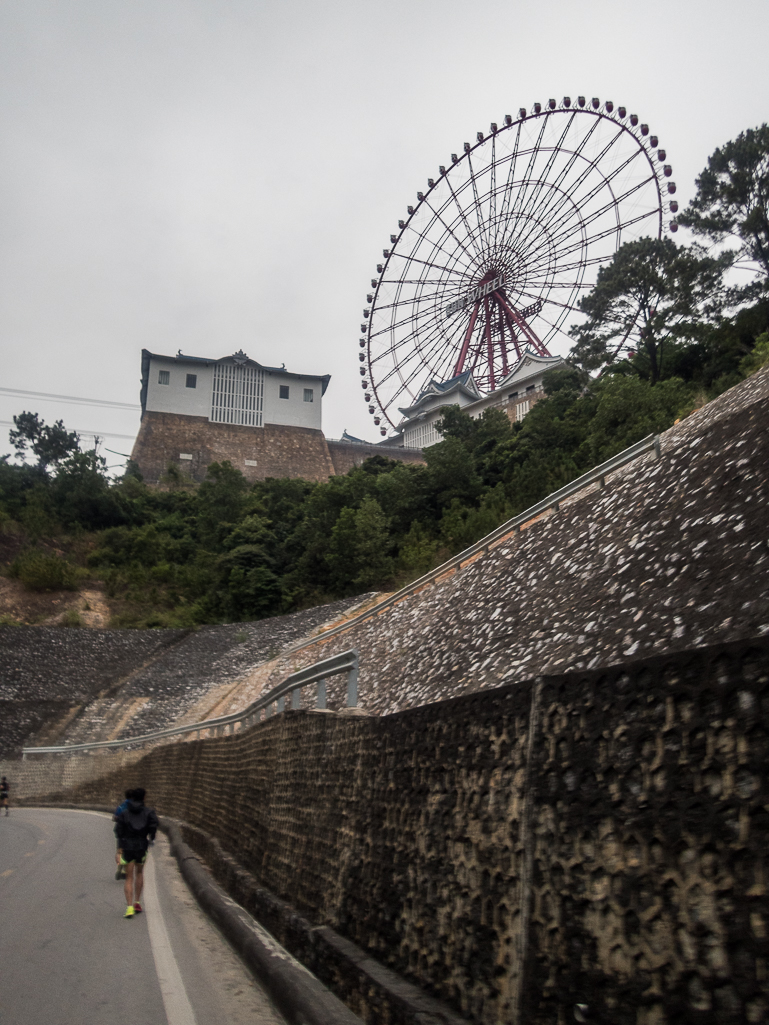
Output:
top-left (397, 350), bottom-right (565, 449)
top-left (140, 348), bottom-right (329, 430)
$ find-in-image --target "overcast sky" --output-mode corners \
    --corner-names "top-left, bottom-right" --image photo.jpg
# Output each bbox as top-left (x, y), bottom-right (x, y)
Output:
top-left (1, 0), bottom-right (767, 467)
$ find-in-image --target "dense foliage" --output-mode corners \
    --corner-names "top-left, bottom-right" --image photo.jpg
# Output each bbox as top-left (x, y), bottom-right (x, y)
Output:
top-left (1, 124), bottom-right (767, 628)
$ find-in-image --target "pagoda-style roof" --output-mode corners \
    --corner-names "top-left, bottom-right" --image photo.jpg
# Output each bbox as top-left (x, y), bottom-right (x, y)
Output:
top-left (497, 349), bottom-right (563, 390)
top-left (397, 370), bottom-right (482, 418)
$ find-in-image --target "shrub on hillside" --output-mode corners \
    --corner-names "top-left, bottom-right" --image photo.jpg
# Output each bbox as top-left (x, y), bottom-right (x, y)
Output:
top-left (9, 550), bottom-right (84, 592)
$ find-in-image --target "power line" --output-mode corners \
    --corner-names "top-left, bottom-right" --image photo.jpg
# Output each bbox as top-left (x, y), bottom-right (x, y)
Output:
top-left (0, 420), bottom-right (136, 441)
top-left (0, 386), bottom-right (140, 411)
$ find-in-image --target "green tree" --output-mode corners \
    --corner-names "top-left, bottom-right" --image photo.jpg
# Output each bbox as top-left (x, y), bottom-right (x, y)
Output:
top-left (679, 125), bottom-right (769, 286)
top-left (740, 330), bottom-right (769, 376)
top-left (569, 237), bottom-right (726, 384)
top-left (9, 412), bottom-right (80, 471)
top-left (196, 461), bottom-right (248, 546)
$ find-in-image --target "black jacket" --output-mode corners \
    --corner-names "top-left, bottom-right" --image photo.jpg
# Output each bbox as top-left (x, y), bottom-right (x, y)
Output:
top-left (115, 799), bottom-right (159, 852)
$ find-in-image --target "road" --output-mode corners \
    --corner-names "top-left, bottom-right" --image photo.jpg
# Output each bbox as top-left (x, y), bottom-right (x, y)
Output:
top-left (0, 808), bottom-right (287, 1025)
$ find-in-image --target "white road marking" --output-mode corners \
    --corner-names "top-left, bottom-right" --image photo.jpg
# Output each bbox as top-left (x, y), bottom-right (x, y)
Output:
top-left (143, 853), bottom-right (198, 1025)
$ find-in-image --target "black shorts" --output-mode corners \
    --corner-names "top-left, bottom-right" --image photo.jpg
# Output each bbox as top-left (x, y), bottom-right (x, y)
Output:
top-left (120, 850), bottom-right (148, 865)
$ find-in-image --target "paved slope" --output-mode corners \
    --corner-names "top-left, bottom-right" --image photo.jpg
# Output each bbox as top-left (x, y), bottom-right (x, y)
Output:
top-left (256, 366), bottom-right (769, 714)
top-left (0, 596), bottom-right (368, 756)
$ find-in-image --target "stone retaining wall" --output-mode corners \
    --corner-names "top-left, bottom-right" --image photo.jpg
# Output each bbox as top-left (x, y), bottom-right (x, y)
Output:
top-left (248, 366), bottom-right (769, 718)
top-left (131, 410), bottom-right (337, 483)
top-left (326, 440), bottom-right (425, 475)
top-left (46, 638), bottom-right (769, 1025)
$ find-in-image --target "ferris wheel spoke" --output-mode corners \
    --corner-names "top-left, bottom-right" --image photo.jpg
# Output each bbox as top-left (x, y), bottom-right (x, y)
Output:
top-left (508, 122), bottom-right (618, 253)
top-left (496, 121), bottom-right (524, 236)
top-left (417, 199), bottom-right (488, 270)
top-left (503, 132), bottom-right (627, 259)
top-left (464, 150), bottom-right (493, 257)
top-left (387, 250), bottom-right (471, 278)
top-left (371, 303), bottom-right (452, 360)
top-left (489, 134), bottom-right (498, 250)
top-left (380, 278), bottom-right (458, 286)
top-left (372, 283), bottom-right (465, 315)
top-left (506, 113), bottom-right (577, 242)
top-left (509, 117), bottom-right (551, 222)
top-left (532, 197), bottom-right (659, 274)
top-left (370, 317), bottom-right (448, 365)
top-left (378, 335), bottom-right (457, 409)
top-left (497, 117), bottom-right (558, 250)
top-left (520, 178), bottom-right (656, 279)
top-left (523, 151), bottom-right (651, 259)
top-left (533, 307), bottom-right (581, 344)
top-left (442, 175), bottom-right (489, 263)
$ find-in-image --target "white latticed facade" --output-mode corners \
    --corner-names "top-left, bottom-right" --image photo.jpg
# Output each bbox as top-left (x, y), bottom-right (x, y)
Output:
top-left (403, 420), bottom-right (441, 449)
top-left (211, 363), bottom-right (264, 427)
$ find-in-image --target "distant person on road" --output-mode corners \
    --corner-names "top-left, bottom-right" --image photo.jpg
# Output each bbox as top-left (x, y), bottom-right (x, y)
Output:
top-left (1, 777), bottom-right (9, 816)
top-left (114, 787), bottom-right (158, 919)
top-left (112, 789), bottom-right (134, 880)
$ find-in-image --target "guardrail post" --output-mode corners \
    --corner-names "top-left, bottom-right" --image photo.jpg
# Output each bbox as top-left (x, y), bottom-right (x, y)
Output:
top-left (347, 664), bottom-right (358, 707)
top-left (599, 476), bottom-right (606, 488)
top-left (654, 436), bottom-right (661, 460)
top-left (317, 678), bottom-right (326, 709)
top-left (277, 695), bottom-right (285, 713)
top-left (291, 687), bottom-right (301, 710)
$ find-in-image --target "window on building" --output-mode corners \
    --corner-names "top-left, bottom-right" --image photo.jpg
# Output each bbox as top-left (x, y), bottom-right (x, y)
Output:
top-left (179, 453), bottom-right (193, 460)
top-left (279, 385), bottom-right (290, 399)
top-left (526, 384), bottom-right (535, 393)
top-left (303, 388), bottom-right (314, 403)
top-left (186, 374), bottom-right (197, 389)
top-left (158, 370), bottom-right (170, 385)
top-left (211, 362), bottom-right (264, 427)
top-left (509, 391), bottom-right (518, 400)
top-left (516, 400), bottom-right (531, 422)
top-left (404, 421), bottom-right (440, 449)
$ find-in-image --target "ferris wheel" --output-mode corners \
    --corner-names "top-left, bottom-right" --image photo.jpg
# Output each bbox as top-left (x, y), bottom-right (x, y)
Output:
top-left (359, 96), bottom-right (678, 434)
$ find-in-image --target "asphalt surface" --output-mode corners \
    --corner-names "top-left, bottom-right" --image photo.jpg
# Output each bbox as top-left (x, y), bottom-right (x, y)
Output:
top-left (0, 808), bottom-right (287, 1025)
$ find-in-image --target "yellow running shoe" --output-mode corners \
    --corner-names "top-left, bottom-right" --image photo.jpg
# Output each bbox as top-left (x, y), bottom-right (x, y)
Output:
top-left (124, 905), bottom-right (135, 918)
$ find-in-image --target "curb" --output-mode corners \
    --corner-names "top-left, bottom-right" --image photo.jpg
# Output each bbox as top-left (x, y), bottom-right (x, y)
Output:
top-left (160, 817), bottom-right (364, 1025)
top-left (23, 804), bottom-right (363, 1025)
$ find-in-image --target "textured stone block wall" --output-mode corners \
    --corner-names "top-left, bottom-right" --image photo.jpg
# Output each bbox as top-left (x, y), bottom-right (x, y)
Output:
top-left (326, 440), bottom-right (426, 475)
top-left (130, 410), bottom-right (336, 483)
top-left (52, 638), bottom-right (769, 1025)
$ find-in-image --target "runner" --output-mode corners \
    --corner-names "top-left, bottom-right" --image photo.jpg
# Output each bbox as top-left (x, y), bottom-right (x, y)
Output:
top-left (112, 789), bottom-right (133, 880)
top-left (114, 787), bottom-right (158, 919)
top-left (0, 777), bottom-right (9, 816)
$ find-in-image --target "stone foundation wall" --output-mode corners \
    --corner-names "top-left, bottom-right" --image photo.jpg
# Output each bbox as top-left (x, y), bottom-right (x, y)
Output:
top-left (131, 411), bottom-right (427, 483)
top-left (48, 638), bottom-right (769, 1025)
top-left (130, 410), bottom-right (336, 483)
top-left (326, 440), bottom-right (425, 475)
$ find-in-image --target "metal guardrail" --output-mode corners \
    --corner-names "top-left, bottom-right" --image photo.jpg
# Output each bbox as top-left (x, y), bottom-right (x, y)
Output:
top-left (22, 648), bottom-right (359, 759)
top-left (279, 433), bottom-right (662, 652)
top-left (21, 432), bottom-right (660, 760)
